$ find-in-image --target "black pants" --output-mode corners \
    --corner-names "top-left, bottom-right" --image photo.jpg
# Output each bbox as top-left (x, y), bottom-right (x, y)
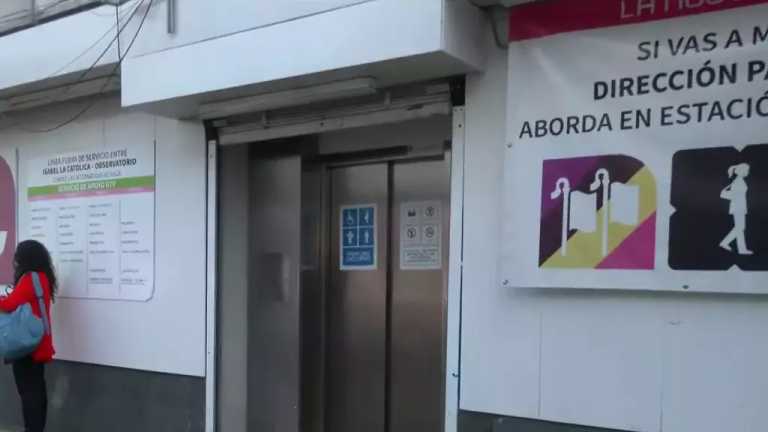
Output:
top-left (12, 357), bottom-right (47, 432)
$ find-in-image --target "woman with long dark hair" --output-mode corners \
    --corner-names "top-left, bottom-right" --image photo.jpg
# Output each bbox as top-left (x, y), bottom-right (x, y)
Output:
top-left (0, 240), bottom-right (56, 432)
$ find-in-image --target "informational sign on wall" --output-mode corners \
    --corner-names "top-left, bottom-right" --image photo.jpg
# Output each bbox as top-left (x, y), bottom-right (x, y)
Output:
top-left (400, 201), bottom-right (442, 270)
top-left (25, 145), bottom-right (155, 301)
top-left (502, 1), bottom-right (768, 293)
top-left (340, 204), bottom-right (377, 271)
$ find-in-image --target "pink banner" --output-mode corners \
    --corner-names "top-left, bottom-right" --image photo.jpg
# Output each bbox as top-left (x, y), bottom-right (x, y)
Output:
top-left (509, 0), bottom-right (768, 42)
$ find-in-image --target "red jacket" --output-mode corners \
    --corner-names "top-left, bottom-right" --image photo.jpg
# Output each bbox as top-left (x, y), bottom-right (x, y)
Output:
top-left (0, 273), bottom-right (55, 363)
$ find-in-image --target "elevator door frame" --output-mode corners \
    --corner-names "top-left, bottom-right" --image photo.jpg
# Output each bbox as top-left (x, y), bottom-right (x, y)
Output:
top-left (206, 107), bottom-right (467, 432)
top-left (444, 106), bottom-right (464, 432)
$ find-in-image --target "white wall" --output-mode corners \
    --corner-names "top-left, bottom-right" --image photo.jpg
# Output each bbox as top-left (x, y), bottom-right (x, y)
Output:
top-left (1, 0), bottom-right (484, 123)
top-left (130, 0), bottom-right (371, 57)
top-left (121, 0), bottom-right (446, 107)
top-left (1, 98), bottom-right (207, 376)
top-left (0, 0), bottom-right (367, 93)
top-left (0, 3), bottom-right (124, 91)
top-left (459, 21), bottom-right (768, 432)
top-left (0, 0), bottom-right (28, 14)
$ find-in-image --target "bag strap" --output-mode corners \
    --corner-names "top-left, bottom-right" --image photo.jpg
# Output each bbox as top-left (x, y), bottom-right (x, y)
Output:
top-left (30, 272), bottom-right (50, 335)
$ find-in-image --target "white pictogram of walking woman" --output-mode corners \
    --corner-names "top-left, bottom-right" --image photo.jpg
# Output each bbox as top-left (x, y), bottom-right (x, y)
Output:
top-left (719, 163), bottom-right (753, 255)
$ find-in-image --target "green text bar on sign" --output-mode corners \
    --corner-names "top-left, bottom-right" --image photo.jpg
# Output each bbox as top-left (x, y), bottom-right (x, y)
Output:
top-left (28, 176), bottom-right (156, 198)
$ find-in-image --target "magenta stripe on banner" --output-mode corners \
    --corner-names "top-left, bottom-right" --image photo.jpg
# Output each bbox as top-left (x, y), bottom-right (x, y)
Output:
top-left (29, 187), bottom-right (154, 202)
top-left (509, 0), bottom-right (768, 42)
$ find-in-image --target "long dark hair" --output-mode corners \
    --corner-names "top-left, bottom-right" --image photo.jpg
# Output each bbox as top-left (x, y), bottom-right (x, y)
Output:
top-left (14, 240), bottom-right (57, 302)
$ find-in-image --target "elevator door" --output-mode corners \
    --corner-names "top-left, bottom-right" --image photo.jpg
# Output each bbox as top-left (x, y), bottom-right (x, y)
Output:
top-left (327, 156), bottom-right (450, 432)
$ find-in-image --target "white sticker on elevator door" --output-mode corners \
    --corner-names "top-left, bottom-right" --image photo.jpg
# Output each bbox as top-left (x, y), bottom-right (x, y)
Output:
top-left (400, 201), bottom-right (442, 270)
top-left (340, 204), bottom-right (377, 271)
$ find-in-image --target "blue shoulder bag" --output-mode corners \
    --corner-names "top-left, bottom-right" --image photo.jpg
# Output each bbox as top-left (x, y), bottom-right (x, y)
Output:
top-left (0, 273), bottom-right (49, 360)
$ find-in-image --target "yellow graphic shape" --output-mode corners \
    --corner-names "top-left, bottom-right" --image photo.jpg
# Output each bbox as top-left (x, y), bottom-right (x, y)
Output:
top-left (542, 167), bottom-right (656, 269)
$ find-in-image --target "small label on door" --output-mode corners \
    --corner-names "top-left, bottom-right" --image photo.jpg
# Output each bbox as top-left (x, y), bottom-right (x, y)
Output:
top-left (400, 201), bottom-right (442, 270)
top-left (340, 204), bottom-right (377, 271)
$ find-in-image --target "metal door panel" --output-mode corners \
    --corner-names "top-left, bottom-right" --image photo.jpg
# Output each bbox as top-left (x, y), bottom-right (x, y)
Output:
top-left (301, 165), bottom-right (326, 432)
top-left (390, 158), bottom-right (450, 432)
top-left (218, 145), bottom-right (250, 432)
top-left (327, 164), bottom-right (389, 432)
top-left (247, 154), bottom-right (302, 432)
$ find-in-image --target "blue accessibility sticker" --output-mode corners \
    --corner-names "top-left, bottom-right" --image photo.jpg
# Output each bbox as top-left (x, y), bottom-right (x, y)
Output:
top-left (340, 204), bottom-right (377, 270)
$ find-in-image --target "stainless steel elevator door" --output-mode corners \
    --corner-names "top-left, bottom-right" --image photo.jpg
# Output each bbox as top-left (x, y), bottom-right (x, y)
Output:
top-left (390, 158), bottom-right (450, 432)
top-left (247, 154), bottom-right (302, 432)
top-left (326, 158), bottom-right (449, 432)
top-left (328, 164), bottom-right (389, 432)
